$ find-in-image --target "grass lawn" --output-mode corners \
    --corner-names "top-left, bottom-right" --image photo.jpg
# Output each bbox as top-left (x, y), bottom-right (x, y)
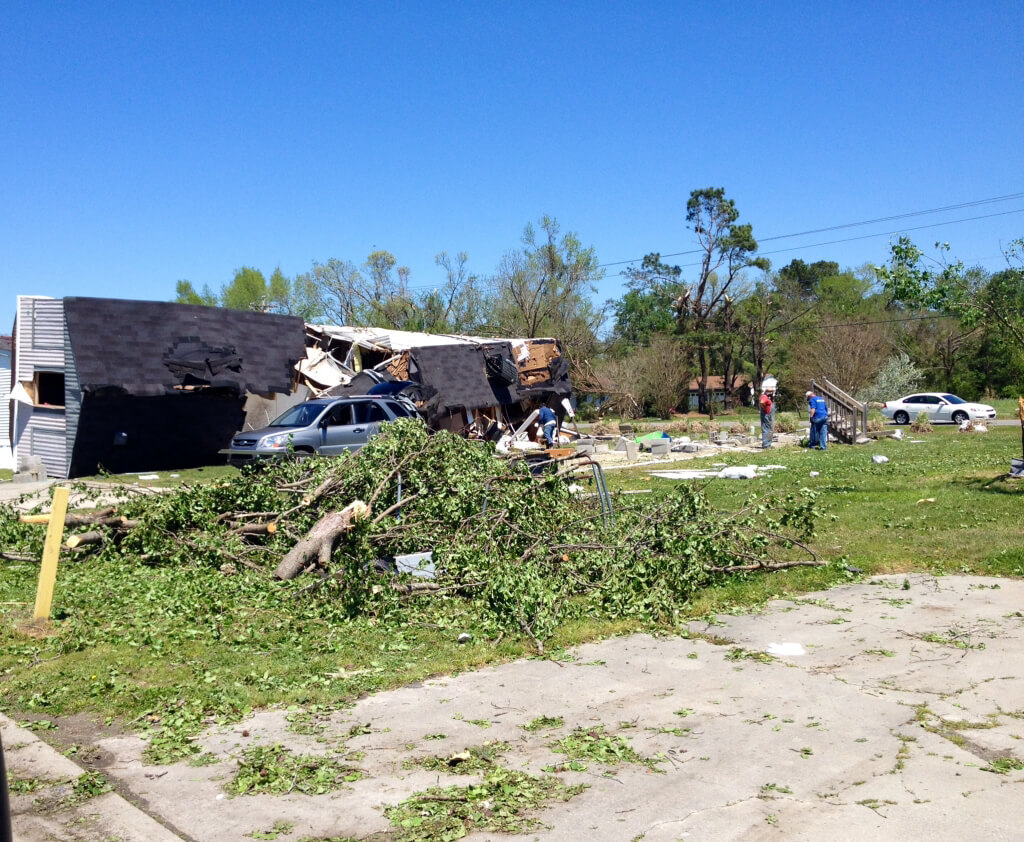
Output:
top-left (1, 425), bottom-right (1021, 759)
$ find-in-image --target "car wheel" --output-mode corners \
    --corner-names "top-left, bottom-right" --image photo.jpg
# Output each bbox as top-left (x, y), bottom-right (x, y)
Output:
top-left (893, 410), bottom-right (909, 425)
top-left (952, 411), bottom-right (968, 425)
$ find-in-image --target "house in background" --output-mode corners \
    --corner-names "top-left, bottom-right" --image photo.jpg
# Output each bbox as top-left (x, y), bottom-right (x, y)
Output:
top-left (1, 334), bottom-right (12, 470)
top-left (686, 375), bottom-right (752, 410)
top-left (10, 296), bottom-right (305, 478)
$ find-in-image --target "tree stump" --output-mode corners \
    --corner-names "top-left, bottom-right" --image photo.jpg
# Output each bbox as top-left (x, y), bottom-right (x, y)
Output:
top-left (274, 501), bottom-right (369, 580)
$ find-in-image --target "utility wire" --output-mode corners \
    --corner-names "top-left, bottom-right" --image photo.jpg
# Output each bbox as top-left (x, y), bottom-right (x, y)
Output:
top-left (639, 207), bottom-right (1024, 273)
top-left (598, 193), bottom-right (1024, 269)
top-left (393, 193), bottom-right (1024, 291)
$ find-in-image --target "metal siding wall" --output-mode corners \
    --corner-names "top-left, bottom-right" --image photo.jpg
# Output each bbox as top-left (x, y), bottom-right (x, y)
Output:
top-left (22, 411), bottom-right (67, 477)
top-left (0, 350), bottom-right (10, 441)
top-left (12, 297), bottom-right (68, 478)
top-left (16, 297), bottom-right (64, 378)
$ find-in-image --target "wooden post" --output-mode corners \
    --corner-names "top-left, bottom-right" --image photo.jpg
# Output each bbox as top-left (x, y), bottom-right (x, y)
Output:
top-left (33, 487), bottom-right (70, 620)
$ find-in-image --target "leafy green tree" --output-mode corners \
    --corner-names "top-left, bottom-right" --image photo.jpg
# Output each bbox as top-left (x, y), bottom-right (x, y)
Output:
top-left (220, 267), bottom-right (273, 311)
top-left (879, 236), bottom-right (1024, 353)
top-left (777, 259), bottom-right (840, 300)
top-left (175, 266), bottom-right (321, 319)
top-left (611, 253), bottom-right (685, 350)
top-left (174, 280), bottom-right (218, 307)
top-left (677, 187), bottom-right (769, 415)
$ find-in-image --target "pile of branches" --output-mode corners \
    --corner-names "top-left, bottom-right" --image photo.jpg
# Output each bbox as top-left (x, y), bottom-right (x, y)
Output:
top-left (3, 420), bottom-right (824, 649)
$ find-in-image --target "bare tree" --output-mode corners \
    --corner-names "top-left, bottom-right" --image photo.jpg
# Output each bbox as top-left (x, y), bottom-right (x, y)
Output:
top-left (487, 216), bottom-right (605, 367)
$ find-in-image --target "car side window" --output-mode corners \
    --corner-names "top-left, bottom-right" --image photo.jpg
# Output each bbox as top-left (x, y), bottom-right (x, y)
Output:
top-left (385, 400), bottom-right (411, 418)
top-left (326, 404), bottom-right (353, 426)
top-left (922, 396), bottom-right (941, 404)
top-left (353, 402), bottom-right (389, 424)
top-left (904, 396), bottom-right (922, 404)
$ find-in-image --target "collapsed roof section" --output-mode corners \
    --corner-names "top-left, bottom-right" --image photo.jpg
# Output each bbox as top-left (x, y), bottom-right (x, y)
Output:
top-left (298, 325), bottom-right (572, 433)
top-left (64, 297), bottom-right (306, 396)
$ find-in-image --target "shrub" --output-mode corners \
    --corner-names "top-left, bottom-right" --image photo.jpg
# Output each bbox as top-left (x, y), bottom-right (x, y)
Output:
top-left (857, 353), bottom-right (924, 403)
top-left (774, 412), bottom-right (800, 433)
top-left (910, 412), bottom-right (933, 433)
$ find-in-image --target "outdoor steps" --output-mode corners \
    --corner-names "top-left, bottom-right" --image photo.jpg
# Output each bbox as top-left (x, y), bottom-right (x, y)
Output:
top-left (811, 378), bottom-right (868, 444)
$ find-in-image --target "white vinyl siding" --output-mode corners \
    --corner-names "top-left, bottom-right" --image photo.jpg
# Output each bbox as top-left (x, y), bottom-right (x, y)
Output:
top-left (13, 296), bottom-right (68, 477)
top-left (16, 297), bottom-right (65, 379)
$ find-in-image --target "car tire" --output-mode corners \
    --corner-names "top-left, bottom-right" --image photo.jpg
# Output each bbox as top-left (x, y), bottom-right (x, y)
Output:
top-left (952, 411), bottom-right (968, 425)
top-left (893, 411), bottom-right (909, 425)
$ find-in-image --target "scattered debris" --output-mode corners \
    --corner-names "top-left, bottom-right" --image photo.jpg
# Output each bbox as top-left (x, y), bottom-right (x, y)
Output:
top-left (766, 642), bottom-right (806, 657)
top-left (871, 455), bottom-right (890, 464)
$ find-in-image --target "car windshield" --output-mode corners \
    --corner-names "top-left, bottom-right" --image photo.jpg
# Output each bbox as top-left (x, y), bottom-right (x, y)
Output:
top-left (269, 403), bottom-right (327, 428)
top-left (941, 394), bottom-right (966, 404)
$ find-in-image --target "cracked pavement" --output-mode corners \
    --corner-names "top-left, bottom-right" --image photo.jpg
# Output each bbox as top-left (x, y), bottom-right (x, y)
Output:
top-left (6, 573), bottom-right (1024, 841)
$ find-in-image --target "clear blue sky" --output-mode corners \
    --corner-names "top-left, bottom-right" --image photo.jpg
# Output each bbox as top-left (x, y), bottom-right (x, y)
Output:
top-left (2, 1), bottom-right (1022, 333)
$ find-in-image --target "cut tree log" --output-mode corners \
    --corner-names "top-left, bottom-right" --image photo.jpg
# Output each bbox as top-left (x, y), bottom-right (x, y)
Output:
top-left (21, 507), bottom-right (117, 526)
top-left (66, 531), bottom-right (105, 550)
top-left (230, 521), bottom-right (278, 536)
top-left (274, 501), bottom-right (369, 580)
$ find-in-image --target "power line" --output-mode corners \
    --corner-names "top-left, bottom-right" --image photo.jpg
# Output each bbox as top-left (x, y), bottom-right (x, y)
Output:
top-left (392, 193), bottom-right (1024, 292)
top-left (665, 208), bottom-right (1024, 272)
top-left (610, 312), bottom-right (956, 348)
top-left (598, 192), bottom-right (1024, 269)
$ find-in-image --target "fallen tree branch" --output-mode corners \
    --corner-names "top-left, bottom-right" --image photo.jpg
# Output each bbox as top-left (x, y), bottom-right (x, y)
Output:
top-left (274, 501), bottom-right (370, 580)
top-left (703, 558), bottom-right (826, 574)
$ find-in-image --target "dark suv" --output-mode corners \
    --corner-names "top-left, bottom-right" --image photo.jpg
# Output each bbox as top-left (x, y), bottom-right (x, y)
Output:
top-left (222, 396), bottom-right (418, 464)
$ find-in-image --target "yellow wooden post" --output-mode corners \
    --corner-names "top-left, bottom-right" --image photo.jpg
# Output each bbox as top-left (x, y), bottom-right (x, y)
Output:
top-left (33, 486), bottom-right (70, 620)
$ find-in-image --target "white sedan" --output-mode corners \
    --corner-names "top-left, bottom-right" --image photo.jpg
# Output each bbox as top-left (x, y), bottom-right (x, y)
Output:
top-left (881, 393), bottom-right (997, 425)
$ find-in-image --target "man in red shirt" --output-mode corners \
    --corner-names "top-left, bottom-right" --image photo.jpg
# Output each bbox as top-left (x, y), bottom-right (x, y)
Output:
top-left (759, 384), bottom-right (776, 448)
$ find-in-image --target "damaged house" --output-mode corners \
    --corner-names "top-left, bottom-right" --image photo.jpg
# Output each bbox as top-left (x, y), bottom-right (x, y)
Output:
top-left (8, 294), bottom-right (574, 477)
top-left (10, 296), bottom-right (305, 478)
top-left (296, 325), bottom-right (573, 438)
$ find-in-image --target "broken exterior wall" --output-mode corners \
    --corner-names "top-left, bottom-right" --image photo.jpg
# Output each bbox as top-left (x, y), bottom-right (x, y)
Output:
top-left (69, 390), bottom-right (249, 476)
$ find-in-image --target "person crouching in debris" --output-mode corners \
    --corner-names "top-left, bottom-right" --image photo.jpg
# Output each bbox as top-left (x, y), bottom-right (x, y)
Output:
top-left (759, 383), bottom-right (776, 449)
top-left (538, 404), bottom-right (558, 448)
top-left (806, 390), bottom-right (829, 451)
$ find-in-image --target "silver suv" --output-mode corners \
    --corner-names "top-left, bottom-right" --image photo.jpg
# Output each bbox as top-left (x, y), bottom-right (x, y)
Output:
top-left (223, 396), bottom-right (418, 464)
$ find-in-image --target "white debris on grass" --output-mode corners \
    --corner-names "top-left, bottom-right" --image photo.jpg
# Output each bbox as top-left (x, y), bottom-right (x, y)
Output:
top-left (871, 454), bottom-right (890, 463)
top-left (766, 642), bottom-right (806, 657)
top-left (809, 471), bottom-right (820, 477)
top-left (650, 463), bottom-right (778, 481)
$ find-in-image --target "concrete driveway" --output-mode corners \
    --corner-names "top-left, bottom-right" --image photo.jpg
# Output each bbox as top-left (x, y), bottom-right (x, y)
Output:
top-left (6, 573), bottom-right (1024, 841)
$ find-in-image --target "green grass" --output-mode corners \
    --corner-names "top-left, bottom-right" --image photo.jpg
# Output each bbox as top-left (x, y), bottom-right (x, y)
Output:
top-left (606, 425), bottom-right (1024, 580)
top-left (1, 426), bottom-right (1022, 759)
top-left (79, 464), bottom-right (241, 487)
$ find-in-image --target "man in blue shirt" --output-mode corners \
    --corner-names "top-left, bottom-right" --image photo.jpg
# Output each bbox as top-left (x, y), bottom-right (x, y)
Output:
top-left (806, 390), bottom-right (829, 450)
top-left (538, 405), bottom-right (558, 447)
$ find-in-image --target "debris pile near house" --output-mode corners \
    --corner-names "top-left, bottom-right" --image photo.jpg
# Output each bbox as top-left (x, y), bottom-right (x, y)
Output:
top-left (296, 325), bottom-right (574, 444)
top-left (5, 421), bottom-right (825, 651)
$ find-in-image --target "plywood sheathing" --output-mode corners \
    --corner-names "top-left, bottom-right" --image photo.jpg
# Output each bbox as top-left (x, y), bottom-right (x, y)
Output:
top-left (516, 339), bottom-right (561, 387)
top-left (384, 352), bottom-right (410, 380)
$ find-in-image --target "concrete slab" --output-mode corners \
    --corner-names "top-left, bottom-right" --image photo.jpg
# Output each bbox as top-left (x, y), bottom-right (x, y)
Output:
top-left (13, 574), bottom-right (1024, 841)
